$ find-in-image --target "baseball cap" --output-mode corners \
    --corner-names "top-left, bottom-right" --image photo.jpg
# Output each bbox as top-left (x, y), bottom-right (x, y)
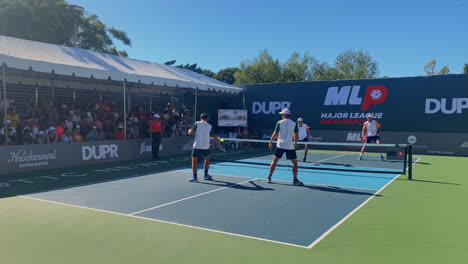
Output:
top-left (118, 125), bottom-right (124, 128)
top-left (366, 114), bottom-right (373, 118)
top-left (6, 120), bottom-right (11, 124)
top-left (48, 126), bottom-right (56, 131)
top-left (154, 114), bottom-right (160, 118)
top-left (297, 118), bottom-right (303, 122)
top-left (279, 109), bottom-right (291, 115)
top-left (39, 131), bottom-right (45, 135)
top-left (92, 126), bottom-right (96, 129)
top-left (76, 125), bottom-right (80, 128)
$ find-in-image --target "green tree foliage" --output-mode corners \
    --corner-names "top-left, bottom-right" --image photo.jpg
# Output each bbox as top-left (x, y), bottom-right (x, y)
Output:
top-left (463, 64), bottom-right (468, 74)
top-left (437, 65), bottom-right (450, 75)
top-left (282, 52), bottom-right (314, 82)
top-left (0, 0), bottom-right (131, 56)
top-left (213, 68), bottom-right (239, 84)
top-left (0, 0), bottom-right (74, 45)
top-left (234, 49), bottom-right (282, 84)
top-left (334, 49), bottom-right (379, 79)
top-left (424, 60), bottom-right (436, 76)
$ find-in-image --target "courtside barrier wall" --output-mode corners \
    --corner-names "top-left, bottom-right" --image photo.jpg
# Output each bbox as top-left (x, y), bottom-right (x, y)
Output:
top-left (240, 74), bottom-right (468, 156)
top-left (0, 136), bottom-right (195, 175)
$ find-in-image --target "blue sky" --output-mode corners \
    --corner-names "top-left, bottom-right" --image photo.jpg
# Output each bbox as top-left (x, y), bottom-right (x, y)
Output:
top-left (69, 0), bottom-right (467, 77)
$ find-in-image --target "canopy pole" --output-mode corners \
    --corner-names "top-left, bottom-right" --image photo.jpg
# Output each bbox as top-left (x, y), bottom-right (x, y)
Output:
top-left (242, 91), bottom-right (246, 110)
top-left (193, 87), bottom-right (198, 122)
top-left (35, 86), bottom-right (38, 106)
top-left (73, 89), bottom-right (76, 102)
top-left (51, 79), bottom-right (55, 105)
top-left (123, 79), bottom-right (127, 140)
top-left (2, 64), bottom-right (7, 145)
top-left (149, 96), bottom-right (152, 112)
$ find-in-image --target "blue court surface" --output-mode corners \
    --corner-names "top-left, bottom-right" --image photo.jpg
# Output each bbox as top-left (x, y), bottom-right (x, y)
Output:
top-left (25, 158), bottom-right (403, 248)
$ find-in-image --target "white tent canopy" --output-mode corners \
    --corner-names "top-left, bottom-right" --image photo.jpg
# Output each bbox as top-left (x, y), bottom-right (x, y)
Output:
top-left (0, 35), bottom-right (242, 93)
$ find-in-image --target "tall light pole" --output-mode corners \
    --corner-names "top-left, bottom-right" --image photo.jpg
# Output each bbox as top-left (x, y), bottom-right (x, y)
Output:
top-left (70, 5), bottom-right (84, 47)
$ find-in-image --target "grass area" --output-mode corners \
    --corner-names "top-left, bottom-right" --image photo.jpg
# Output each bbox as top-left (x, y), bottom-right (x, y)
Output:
top-left (0, 154), bottom-right (467, 264)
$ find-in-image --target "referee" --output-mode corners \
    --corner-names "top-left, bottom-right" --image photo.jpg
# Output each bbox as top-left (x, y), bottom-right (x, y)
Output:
top-left (267, 109), bottom-right (304, 186)
top-left (188, 113), bottom-right (224, 183)
top-left (297, 118), bottom-right (312, 162)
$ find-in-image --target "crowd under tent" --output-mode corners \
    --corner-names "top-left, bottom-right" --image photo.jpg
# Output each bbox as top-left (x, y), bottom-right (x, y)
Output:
top-left (0, 35), bottom-right (244, 140)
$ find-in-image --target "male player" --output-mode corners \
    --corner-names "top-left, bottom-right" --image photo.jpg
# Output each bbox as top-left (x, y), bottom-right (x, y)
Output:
top-left (188, 113), bottom-right (224, 183)
top-left (359, 114), bottom-right (384, 160)
top-left (267, 109), bottom-right (304, 186)
top-left (297, 118), bottom-right (312, 162)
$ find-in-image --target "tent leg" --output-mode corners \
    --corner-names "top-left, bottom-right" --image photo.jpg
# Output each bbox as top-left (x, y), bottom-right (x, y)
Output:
top-left (123, 79), bottom-right (127, 140)
top-left (2, 64), bottom-right (7, 145)
top-left (242, 91), bottom-right (246, 110)
top-left (193, 87), bottom-right (198, 122)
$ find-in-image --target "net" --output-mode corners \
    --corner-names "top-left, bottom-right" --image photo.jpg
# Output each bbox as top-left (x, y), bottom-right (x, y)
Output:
top-left (210, 138), bottom-right (411, 176)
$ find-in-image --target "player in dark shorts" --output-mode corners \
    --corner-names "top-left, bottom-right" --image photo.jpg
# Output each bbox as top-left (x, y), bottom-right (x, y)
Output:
top-left (267, 109), bottom-right (304, 186)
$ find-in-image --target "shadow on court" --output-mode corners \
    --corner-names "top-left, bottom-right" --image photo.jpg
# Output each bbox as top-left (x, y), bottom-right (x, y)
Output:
top-left (268, 181), bottom-right (380, 196)
top-left (195, 179), bottom-right (275, 191)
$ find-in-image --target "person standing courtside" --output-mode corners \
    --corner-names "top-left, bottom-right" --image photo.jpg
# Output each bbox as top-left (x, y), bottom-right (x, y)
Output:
top-left (267, 109), bottom-right (304, 186)
top-left (297, 118), bottom-right (312, 162)
top-left (150, 113), bottom-right (162, 160)
top-left (188, 113), bottom-right (224, 183)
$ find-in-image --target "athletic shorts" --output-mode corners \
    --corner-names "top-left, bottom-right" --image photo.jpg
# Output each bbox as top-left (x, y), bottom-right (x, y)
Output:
top-left (192, 149), bottom-right (211, 158)
top-left (274, 147), bottom-right (297, 160)
top-left (366, 136), bottom-right (380, 143)
top-left (299, 137), bottom-right (308, 142)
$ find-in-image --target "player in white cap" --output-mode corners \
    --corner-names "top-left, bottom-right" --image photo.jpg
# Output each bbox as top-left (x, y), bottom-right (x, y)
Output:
top-left (359, 114), bottom-right (384, 160)
top-left (267, 109), bottom-right (304, 186)
top-left (297, 117), bottom-right (312, 162)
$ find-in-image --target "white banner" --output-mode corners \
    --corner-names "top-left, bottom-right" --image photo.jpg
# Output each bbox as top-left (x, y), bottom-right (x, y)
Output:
top-left (218, 109), bottom-right (248, 127)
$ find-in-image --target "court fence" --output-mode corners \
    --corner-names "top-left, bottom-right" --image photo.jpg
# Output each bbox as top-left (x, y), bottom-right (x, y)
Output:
top-left (0, 136), bottom-right (195, 175)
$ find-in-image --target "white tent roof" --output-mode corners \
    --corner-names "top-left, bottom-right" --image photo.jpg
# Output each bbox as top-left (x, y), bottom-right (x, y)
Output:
top-left (0, 35), bottom-right (242, 93)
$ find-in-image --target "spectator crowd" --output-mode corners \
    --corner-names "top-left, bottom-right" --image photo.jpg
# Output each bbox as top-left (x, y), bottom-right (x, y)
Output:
top-left (0, 96), bottom-right (193, 146)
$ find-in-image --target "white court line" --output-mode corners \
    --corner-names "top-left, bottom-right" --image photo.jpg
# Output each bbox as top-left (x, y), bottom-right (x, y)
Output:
top-left (129, 178), bottom-right (257, 215)
top-left (306, 157), bottom-right (422, 249)
top-left (20, 195), bottom-right (308, 249)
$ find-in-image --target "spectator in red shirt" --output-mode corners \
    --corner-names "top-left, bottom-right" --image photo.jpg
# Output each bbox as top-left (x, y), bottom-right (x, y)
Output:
top-left (56, 121), bottom-right (65, 137)
top-left (114, 124), bottom-right (125, 140)
top-left (149, 114), bottom-right (162, 160)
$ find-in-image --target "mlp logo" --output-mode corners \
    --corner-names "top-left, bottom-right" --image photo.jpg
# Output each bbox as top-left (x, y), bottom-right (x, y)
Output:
top-left (321, 85), bottom-right (388, 125)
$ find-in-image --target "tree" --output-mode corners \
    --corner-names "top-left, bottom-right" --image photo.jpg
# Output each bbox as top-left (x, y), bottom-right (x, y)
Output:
top-left (464, 64), bottom-right (468, 74)
top-left (424, 60), bottom-right (436, 76)
top-left (334, 49), bottom-right (379, 79)
top-left (437, 65), bottom-right (450, 75)
top-left (213, 68), bottom-right (239, 84)
top-left (0, 0), bottom-right (131, 56)
top-left (234, 49), bottom-right (282, 84)
top-left (282, 52), bottom-right (317, 82)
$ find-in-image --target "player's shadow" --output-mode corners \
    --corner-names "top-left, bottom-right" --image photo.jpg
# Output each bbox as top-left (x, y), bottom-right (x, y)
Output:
top-left (196, 179), bottom-right (275, 191)
top-left (268, 181), bottom-right (380, 196)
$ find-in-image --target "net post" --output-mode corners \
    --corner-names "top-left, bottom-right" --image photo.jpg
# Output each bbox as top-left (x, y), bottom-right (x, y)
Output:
top-left (408, 145), bottom-right (413, 180)
top-left (403, 145), bottom-right (408, 175)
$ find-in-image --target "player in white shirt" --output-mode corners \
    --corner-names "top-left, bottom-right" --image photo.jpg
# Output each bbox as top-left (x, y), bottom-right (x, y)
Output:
top-left (267, 109), bottom-right (304, 186)
top-left (188, 113), bottom-right (224, 183)
top-left (297, 118), bottom-right (312, 162)
top-left (359, 114), bottom-right (384, 160)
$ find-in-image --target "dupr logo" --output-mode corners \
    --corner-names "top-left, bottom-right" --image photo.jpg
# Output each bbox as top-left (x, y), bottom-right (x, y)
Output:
top-left (425, 98), bottom-right (468, 114)
top-left (82, 144), bottom-right (119, 161)
top-left (324, 85), bottom-right (388, 110)
top-left (252, 101), bottom-right (291, 114)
